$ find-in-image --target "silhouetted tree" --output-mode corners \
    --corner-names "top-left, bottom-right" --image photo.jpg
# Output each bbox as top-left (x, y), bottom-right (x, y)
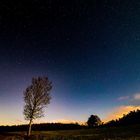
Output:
top-left (87, 115), bottom-right (101, 128)
top-left (105, 109), bottom-right (140, 127)
top-left (23, 77), bottom-right (52, 136)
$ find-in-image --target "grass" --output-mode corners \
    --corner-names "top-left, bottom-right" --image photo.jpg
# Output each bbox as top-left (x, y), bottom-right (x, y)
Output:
top-left (1, 125), bottom-right (140, 140)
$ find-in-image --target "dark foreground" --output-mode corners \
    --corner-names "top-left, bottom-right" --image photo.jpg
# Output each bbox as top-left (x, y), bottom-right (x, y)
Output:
top-left (1, 125), bottom-right (140, 140)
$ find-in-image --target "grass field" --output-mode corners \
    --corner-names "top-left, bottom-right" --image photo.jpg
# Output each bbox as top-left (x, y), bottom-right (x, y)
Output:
top-left (1, 125), bottom-right (140, 140)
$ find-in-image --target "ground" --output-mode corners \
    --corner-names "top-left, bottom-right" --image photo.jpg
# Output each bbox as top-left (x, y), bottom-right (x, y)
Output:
top-left (1, 125), bottom-right (140, 140)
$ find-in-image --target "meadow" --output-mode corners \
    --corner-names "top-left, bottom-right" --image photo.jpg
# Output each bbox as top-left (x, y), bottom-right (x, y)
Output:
top-left (1, 125), bottom-right (140, 140)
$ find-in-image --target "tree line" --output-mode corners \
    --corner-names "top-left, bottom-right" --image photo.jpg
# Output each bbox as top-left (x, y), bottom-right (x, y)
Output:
top-left (105, 109), bottom-right (140, 127)
top-left (0, 123), bottom-right (84, 132)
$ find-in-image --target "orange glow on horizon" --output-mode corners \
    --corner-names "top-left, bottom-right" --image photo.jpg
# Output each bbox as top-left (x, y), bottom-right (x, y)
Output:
top-left (103, 105), bottom-right (140, 123)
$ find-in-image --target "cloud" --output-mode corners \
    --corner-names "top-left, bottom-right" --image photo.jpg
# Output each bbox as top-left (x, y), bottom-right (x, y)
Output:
top-left (104, 105), bottom-right (140, 122)
top-left (118, 96), bottom-right (130, 101)
top-left (118, 93), bottom-right (140, 101)
top-left (133, 93), bottom-right (140, 100)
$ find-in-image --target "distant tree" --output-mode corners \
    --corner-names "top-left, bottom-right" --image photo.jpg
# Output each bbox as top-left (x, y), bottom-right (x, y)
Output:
top-left (87, 115), bottom-right (102, 128)
top-left (23, 77), bottom-right (52, 137)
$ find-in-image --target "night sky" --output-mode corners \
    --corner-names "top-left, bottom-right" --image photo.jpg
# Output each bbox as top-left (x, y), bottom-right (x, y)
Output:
top-left (0, 0), bottom-right (140, 125)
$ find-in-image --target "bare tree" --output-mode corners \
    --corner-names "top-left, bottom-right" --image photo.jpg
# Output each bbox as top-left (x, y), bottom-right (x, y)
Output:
top-left (23, 77), bottom-right (52, 136)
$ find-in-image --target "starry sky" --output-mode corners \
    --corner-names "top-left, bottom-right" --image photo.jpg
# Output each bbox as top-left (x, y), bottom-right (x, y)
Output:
top-left (0, 0), bottom-right (140, 125)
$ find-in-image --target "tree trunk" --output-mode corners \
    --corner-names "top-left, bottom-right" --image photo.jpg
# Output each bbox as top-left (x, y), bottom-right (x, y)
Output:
top-left (28, 119), bottom-right (32, 137)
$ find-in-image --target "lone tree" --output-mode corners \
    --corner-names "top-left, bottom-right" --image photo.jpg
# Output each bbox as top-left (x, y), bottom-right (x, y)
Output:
top-left (23, 77), bottom-right (52, 136)
top-left (87, 115), bottom-right (101, 128)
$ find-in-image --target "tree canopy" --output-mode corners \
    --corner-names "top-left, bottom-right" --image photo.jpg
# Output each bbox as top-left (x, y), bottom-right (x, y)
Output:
top-left (87, 115), bottom-right (102, 127)
top-left (23, 77), bottom-right (52, 136)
